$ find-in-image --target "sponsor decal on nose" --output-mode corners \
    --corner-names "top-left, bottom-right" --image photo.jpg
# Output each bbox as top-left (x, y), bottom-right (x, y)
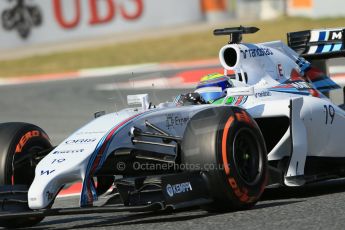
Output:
top-left (65, 138), bottom-right (97, 144)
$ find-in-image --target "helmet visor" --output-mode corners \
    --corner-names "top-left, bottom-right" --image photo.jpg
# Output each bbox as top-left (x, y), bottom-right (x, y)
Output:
top-left (195, 87), bottom-right (224, 102)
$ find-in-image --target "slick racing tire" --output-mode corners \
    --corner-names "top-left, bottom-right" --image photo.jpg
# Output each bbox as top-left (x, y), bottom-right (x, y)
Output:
top-left (0, 122), bottom-right (52, 228)
top-left (181, 107), bottom-right (268, 211)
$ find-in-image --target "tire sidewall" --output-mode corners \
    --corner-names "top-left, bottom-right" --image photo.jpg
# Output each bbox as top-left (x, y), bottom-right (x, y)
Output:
top-left (0, 123), bottom-right (51, 228)
top-left (181, 107), bottom-right (268, 211)
top-left (0, 123), bottom-right (51, 185)
top-left (214, 108), bottom-right (268, 207)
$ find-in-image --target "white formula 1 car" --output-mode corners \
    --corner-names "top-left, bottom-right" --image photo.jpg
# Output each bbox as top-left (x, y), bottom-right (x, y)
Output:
top-left (0, 26), bottom-right (344, 228)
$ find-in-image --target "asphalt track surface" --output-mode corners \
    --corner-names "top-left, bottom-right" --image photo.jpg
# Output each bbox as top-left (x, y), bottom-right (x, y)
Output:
top-left (1, 62), bottom-right (345, 229)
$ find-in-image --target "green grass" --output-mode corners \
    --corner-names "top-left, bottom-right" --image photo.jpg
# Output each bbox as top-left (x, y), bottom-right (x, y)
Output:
top-left (1, 17), bottom-right (345, 77)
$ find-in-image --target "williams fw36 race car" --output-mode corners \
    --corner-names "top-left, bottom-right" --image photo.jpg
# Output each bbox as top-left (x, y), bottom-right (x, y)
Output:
top-left (0, 26), bottom-right (345, 228)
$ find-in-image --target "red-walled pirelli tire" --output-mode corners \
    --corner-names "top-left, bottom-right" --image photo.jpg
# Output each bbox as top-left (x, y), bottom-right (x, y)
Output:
top-left (0, 122), bottom-right (52, 228)
top-left (181, 106), bottom-right (268, 212)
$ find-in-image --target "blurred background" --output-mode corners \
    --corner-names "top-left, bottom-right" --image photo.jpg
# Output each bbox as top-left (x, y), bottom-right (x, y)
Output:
top-left (0, 0), bottom-right (344, 76)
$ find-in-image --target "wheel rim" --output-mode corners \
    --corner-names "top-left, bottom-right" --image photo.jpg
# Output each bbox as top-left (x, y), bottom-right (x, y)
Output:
top-left (11, 141), bottom-right (48, 185)
top-left (232, 128), bottom-right (262, 185)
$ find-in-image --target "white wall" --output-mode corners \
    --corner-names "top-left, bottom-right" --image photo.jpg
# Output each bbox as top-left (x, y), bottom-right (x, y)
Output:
top-left (0, 0), bottom-right (203, 50)
top-left (288, 0), bottom-right (345, 18)
top-left (236, 0), bottom-right (285, 20)
top-left (312, 0), bottom-right (345, 18)
top-left (236, 0), bottom-right (345, 19)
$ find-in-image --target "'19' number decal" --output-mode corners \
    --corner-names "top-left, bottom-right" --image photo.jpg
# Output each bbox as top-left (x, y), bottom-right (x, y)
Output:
top-left (324, 105), bottom-right (335, 124)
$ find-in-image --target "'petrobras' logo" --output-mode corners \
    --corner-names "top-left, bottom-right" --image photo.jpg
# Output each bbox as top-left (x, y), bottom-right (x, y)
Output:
top-left (166, 182), bottom-right (193, 197)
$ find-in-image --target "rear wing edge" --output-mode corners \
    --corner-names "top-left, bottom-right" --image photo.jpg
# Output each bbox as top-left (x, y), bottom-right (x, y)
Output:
top-left (287, 28), bottom-right (345, 60)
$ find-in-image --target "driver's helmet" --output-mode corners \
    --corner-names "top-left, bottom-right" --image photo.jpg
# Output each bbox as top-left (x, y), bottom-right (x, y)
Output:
top-left (195, 73), bottom-right (233, 102)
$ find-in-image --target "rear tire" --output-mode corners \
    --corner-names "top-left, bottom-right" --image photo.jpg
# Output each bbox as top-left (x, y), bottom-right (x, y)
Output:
top-left (0, 122), bottom-right (52, 228)
top-left (181, 107), bottom-right (268, 211)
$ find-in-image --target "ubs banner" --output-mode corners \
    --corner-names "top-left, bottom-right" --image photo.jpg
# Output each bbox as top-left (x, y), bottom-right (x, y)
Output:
top-left (0, 0), bottom-right (202, 50)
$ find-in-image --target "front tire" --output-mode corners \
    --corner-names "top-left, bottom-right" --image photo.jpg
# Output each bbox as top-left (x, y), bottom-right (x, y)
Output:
top-left (181, 107), bottom-right (268, 211)
top-left (0, 122), bottom-right (52, 228)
